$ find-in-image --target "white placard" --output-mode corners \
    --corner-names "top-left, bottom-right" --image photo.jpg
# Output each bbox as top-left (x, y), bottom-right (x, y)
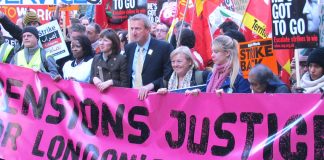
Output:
top-left (37, 20), bottom-right (69, 60)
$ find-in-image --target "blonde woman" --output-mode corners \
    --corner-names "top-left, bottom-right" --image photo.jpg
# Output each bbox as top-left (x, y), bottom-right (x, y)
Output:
top-left (138, 46), bottom-right (210, 100)
top-left (157, 46), bottom-right (210, 93)
top-left (188, 35), bottom-right (250, 95)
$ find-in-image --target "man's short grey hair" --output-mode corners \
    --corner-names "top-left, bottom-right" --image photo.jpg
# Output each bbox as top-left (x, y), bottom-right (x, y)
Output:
top-left (88, 23), bottom-right (101, 34)
top-left (129, 14), bottom-right (151, 29)
top-left (70, 23), bottom-right (86, 33)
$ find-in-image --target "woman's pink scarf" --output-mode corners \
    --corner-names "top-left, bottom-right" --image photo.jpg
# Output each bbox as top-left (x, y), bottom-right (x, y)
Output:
top-left (206, 62), bottom-right (231, 93)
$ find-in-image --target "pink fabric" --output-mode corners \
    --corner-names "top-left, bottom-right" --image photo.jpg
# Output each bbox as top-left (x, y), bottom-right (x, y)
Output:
top-left (0, 63), bottom-right (323, 159)
top-left (206, 62), bottom-right (231, 93)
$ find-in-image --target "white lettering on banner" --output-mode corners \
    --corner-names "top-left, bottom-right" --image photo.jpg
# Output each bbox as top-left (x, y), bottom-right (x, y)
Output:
top-left (272, 3), bottom-right (291, 19)
top-left (289, 18), bottom-right (305, 35)
top-left (115, 0), bottom-right (123, 10)
top-left (273, 20), bottom-right (287, 35)
top-left (16, 7), bottom-right (26, 17)
top-left (113, 0), bottom-right (136, 10)
top-left (125, 0), bottom-right (135, 9)
top-left (4, 37), bottom-right (18, 47)
top-left (147, 3), bottom-right (159, 23)
top-left (272, 0), bottom-right (306, 36)
top-left (15, 7), bottom-right (52, 21)
top-left (1, 0), bottom-right (101, 5)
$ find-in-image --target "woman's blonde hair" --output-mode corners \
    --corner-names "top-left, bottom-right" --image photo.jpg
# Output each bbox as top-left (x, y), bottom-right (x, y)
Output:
top-left (170, 46), bottom-right (197, 68)
top-left (212, 35), bottom-right (240, 88)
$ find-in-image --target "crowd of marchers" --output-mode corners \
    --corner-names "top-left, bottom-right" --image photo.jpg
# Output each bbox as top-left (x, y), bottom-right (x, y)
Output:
top-left (0, 8), bottom-right (323, 100)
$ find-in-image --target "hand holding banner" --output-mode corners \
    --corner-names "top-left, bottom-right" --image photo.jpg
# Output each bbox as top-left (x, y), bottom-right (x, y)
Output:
top-left (0, 63), bottom-right (323, 159)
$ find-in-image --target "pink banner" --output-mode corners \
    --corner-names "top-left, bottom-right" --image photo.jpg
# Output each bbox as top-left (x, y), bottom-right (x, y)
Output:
top-left (0, 63), bottom-right (323, 159)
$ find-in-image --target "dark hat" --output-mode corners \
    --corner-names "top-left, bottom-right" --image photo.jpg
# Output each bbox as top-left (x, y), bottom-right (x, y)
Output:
top-left (307, 47), bottom-right (324, 68)
top-left (22, 26), bottom-right (39, 39)
top-left (23, 11), bottom-right (40, 26)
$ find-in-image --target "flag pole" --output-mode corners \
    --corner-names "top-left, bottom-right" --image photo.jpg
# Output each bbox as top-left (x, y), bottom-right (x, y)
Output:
top-left (240, 0), bottom-right (251, 29)
top-left (62, 11), bottom-right (67, 41)
top-left (128, 19), bottom-right (132, 43)
top-left (176, 0), bottom-right (190, 47)
top-left (294, 49), bottom-right (301, 88)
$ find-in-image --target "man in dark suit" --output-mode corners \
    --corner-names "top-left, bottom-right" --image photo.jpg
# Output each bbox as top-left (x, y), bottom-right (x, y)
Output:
top-left (125, 14), bottom-right (173, 100)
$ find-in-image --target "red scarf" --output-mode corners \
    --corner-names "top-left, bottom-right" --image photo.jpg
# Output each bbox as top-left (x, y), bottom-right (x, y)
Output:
top-left (206, 63), bottom-right (231, 93)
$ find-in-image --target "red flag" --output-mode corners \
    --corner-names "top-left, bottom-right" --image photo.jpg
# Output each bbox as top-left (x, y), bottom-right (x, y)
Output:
top-left (177, 0), bottom-right (195, 22)
top-left (178, 0), bottom-right (238, 65)
top-left (95, 0), bottom-right (109, 28)
top-left (175, 0), bottom-right (212, 65)
top-left (192, 0), bottom-right (220, 65)
top-left (274, 49), bottom-right (293, 86)
top-left (242, 0), bottom-right (272, 38)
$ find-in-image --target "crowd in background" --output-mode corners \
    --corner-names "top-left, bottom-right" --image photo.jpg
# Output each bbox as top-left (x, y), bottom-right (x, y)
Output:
top-left (0, 7), bottom-right (323, 100)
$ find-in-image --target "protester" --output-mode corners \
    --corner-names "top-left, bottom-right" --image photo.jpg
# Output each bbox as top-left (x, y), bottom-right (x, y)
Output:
top-left (70, 18), bottom-right (81, 25)
top-left (10, 26), bottom-right (61, 80)
top-left (62, 35), bottom-right (93, 82)
top-left (151, 22), bottom-right (157, 38)
top-left (290, 49), bottom-right (310, 92)
top-left (80, 16), bottom-right (90, 26)
top-left (187, 35), bottom-right (250, 95)
top-left (138, 46), bottom-right (210, 100)
top-left (300, 47), bottom-right (324, 93)
top-left (86, 23), bottom-right (101, 53)
top-left (155, 22), bottom-right (169, 41)
top-left (0, 10), bottom-right (40, 45)
top-left (179, 28), bottom-right (205, 70)
top-left (118, 30), bottom-right (128, 55)
top-left (170, 20), bottom-right (190, 48)
top-left (56, 23), bottom-right (86, 76)
top-left (224, 29), bottom-right (246, 42)
top-left (0, 26), bottom-right (15, 63)
top-left (125, 14), bottom-right (173, 99)
top-left (219, 20), bottom-right (239, 34)
top-left (52, 3), bottom-right (81, 39)
top-left (90, 29), bottom-right (129, 92)
top-left (157, 46), bottom-right (210, 93)
top-left (23, 11), bottom-right (41, 27)
top-left (69, 23), bottom-right (86, 40)
top-left (248, 64), bottom-right (290, 93)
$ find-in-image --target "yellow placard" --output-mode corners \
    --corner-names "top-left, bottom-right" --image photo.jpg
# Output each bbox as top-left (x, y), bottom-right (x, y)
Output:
top-left (242, 12), bottom-right (268, 39)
